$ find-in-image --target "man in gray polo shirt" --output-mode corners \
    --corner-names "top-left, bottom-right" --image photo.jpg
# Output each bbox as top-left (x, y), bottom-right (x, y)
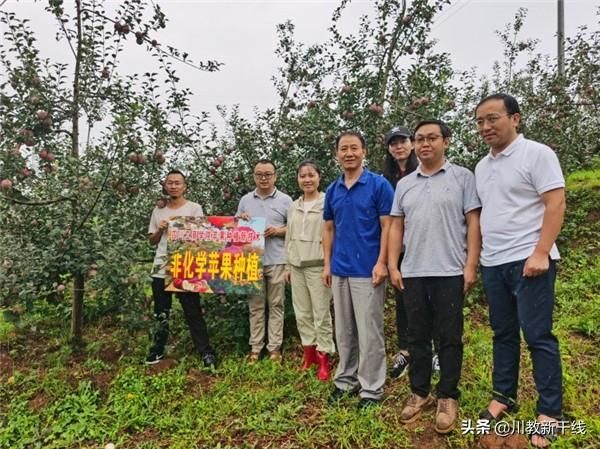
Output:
top-left (237, 159), bottom-right (293, 362)
top-left (388, 119), bottom-right (481, 434)
top-left (474, 94), bottom-right (565, 448)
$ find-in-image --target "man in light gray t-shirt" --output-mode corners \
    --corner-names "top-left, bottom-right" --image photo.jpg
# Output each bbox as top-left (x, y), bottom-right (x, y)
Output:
top-left (388, 119), bottom-right (481, 434)
top-left (145, 170), bottom-right (216, 369)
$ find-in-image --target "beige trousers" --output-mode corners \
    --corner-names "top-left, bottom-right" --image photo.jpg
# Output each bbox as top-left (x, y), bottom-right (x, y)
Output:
top-left (248, 264), bottom-right (286, 353)
top-left (290, 265), bottom-right (335, 354)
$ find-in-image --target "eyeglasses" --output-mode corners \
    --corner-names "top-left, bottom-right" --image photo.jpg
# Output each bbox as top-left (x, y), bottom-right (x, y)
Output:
top-left (254, 172), bottom-right (275, 179)
top-left (475, 114), bottom-right (511, 127)
top-left (414, 134), bottom-right (442, 145)
top-left (165, 181), bottom-right (184, 186)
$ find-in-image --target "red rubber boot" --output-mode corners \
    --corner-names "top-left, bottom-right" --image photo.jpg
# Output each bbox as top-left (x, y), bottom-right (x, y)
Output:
top-left (316, 351), bottom-right (331, 381)
top-left (301, 345), bottom-right (317, 370)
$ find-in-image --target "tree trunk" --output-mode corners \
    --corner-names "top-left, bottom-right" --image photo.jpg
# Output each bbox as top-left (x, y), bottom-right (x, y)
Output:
top-left (71, 273), bottom-right (85, 347)
top-left (70, 0), bottom-right (83, 347)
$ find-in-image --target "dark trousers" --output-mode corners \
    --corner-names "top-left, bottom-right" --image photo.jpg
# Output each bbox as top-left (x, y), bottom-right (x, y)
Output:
top-left (151, 277), bottom-right (213, 355)
top-left (394, 287), bottom-right (440, 353)
top-left (403, 276), bottom-right (464, 399)
top-left (481, 259), bottom-right (562, 417)
top-left (394, 287), bottom-right (410, 351)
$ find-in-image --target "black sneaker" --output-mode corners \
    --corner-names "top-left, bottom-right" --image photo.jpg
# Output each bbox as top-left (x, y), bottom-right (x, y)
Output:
top-left (145, 348), bottom-right (165, 365)
top-left (202, 352), bottom-right (218, 369)
top-left (390, 351), bottom-right (410, 378)
top-left (358, 397), bottom-right (381, 410)
top-left (327, 387), bottom-right (357, 406)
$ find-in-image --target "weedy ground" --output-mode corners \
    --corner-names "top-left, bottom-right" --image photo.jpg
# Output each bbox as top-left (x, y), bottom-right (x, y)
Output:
top-left (1, 169), bottom-right (598, 449)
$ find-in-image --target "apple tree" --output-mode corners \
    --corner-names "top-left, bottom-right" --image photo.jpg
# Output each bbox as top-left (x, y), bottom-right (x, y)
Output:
top-left (0, 0), bottom-right (220, 345)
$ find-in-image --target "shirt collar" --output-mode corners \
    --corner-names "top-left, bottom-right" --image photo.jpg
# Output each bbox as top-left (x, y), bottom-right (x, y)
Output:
top-left (337, 167), bottom-right (370, 186)
top-left (298, 192), bottom-right (324, 207)
top-left (253, 188), bottom-right (278, 199)
top-left (416, 160), bottom-right (450, 177)
top-left (488, 134), bottom-right (524, 159)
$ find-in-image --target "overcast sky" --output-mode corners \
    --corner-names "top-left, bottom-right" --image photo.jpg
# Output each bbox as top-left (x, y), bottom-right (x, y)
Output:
top-left (2, 0), bottom-right (598, 127)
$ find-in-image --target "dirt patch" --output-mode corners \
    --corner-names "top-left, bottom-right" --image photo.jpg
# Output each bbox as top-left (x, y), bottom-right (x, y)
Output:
top-left (0, 350), bottom-right (14, 377)
top-left (479, 433), bottom-right (528, 449)
top-left (29, 392), bottom-right (51, 412)
top-left (295, 401), bottom-right (322, 426)
top-left (406, 425), bottom-right (448, 449)
top-left (119, 428), bottom-right (170, 449)
top-left (186, 368), bottom-right (216, 394)
top-left (146, 357), bottom-right (177, 374)
top-left (221, 431), bottom-right (296, 449)
top-left (90, 371), bottom-right (114, 395)
top-left (98, 346), bottom-right (123, 363)
top-left (469, 306), bottom-right (490, 327)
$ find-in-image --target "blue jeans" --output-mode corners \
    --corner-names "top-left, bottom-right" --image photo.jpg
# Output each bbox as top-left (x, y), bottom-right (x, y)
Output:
top-left (481, 259), bottom-right (562, 417)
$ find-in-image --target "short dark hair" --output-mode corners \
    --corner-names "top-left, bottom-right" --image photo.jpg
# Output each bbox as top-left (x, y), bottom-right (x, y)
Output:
top-left (165, 169), bottom-right (187, 183)
top-left (297, 159), bottom-right (321, 176)
top-left (335, 130), bottom-right (366, 149)
top-left (414, 119), bottom-right (452, 138)
top-left (475, 93), bottom-right (521, 116)
top-left (254, 158), bottom-right (277, 171)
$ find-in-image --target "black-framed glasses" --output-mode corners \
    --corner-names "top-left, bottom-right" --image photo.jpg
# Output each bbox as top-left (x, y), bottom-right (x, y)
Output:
top-left (254, 172), bottom-right (275, 179)
top-left (414, 134), bottom-right (442, 145)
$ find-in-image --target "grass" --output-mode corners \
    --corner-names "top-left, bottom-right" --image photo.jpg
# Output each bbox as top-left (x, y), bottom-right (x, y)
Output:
top-left (1, 169), bottom-right (598, 449)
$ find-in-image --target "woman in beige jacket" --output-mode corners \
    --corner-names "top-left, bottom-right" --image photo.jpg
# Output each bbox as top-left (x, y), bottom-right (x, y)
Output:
top-left (285, 160), bottom-right (335, 380)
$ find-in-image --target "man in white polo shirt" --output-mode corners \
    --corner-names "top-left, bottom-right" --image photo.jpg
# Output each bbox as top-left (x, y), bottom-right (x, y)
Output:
top-left (474, 94), bottom-right (566, 448)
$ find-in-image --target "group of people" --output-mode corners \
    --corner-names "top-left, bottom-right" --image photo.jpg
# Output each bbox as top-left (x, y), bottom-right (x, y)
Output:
top-left (144, 93), bottom-right (566, 447)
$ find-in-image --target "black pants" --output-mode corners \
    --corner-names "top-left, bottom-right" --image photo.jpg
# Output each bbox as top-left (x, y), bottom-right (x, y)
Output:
top-left (151, 277), bottom-right (213, 355)
top-left (403, 276), bottom-right (464, 399)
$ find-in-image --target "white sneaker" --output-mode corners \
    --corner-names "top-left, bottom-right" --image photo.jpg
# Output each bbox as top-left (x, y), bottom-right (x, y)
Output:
top-left (432, 353), bottom-right (440, 372)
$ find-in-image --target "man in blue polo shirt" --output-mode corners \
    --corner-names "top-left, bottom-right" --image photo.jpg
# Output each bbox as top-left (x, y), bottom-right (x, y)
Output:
top-left (323, 130), bottom-right (394, 409)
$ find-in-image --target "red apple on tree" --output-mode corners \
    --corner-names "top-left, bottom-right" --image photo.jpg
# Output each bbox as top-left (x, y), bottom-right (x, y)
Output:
top-left (36, 110), bottom-right (49, 121)
top-left (368, 103), bottom-right (383, 114)
top-left (0, 179), bottom-right (13, 190)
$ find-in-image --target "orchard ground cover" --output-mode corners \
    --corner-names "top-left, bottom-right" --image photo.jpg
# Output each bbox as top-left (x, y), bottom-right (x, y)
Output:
top-left (0, 168), bottom-right (598, 449)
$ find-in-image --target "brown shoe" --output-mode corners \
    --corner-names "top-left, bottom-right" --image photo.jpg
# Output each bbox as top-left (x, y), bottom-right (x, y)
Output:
top-left (400, 393), bottom-right (434, 424)
top-left (435, 398), bottom-right (458, 434)
top-left (248, 351), bottom-right (260, 363)
top-left (268, 350), bottom-right (282, 362)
